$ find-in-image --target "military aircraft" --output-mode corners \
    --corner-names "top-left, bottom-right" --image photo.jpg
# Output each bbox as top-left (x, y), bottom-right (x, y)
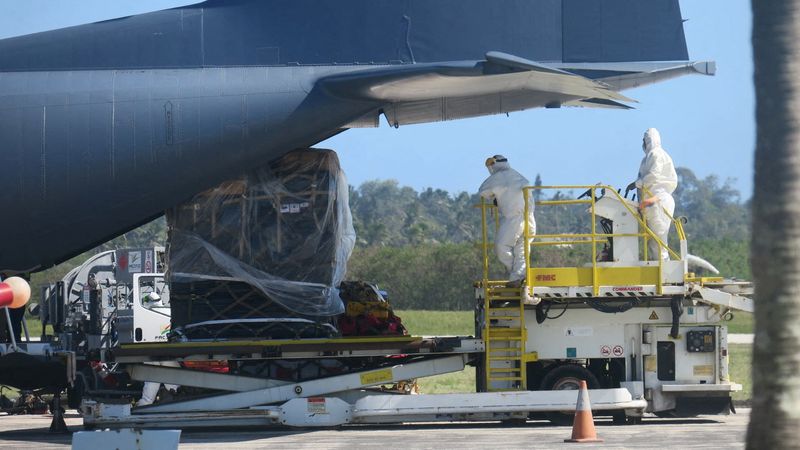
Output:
top-left (0, 0), bottom-right (713, 274)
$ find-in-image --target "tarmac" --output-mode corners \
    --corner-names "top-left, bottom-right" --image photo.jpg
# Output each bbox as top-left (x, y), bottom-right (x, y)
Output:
top-left (0, 409), bottom-right (749, 449)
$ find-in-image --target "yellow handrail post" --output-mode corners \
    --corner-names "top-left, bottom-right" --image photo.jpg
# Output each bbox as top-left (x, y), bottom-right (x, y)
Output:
top-left (523, 187), bottom-right (532, 293)
top-left (520, 189), bottom-right (531, 389)
top-left (481, 199), bottom-right (490, 284)
top-left (480, 198), bottom-right (491, 391)
top-left (675, 216), bottom-right (688, 260)
top-left (641, 186), bottom-right (649, 262)
top-left (589, 188), bottom-right (597, 296)
top-left (642, 218), bottom-right (649, 261)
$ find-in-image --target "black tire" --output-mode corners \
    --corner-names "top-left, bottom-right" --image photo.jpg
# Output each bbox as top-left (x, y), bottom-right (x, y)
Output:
top-left (67, 367), bottom-right (97, 411)
top-left (501, 418), bottom-right (529, 427)
top-left (626, 415), bottom-right (643, 425)
top-left (67, 373), bottom-right (88, 410)
top-left (539, 364), bottom-right (601, 426)
top-left (612, 411), bottom-right (634, 425)
top-left (66, 385), bottom-right (83, 411)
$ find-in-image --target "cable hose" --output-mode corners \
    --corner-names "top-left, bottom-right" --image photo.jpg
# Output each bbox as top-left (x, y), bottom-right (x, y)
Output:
top-left (670, 296), bottom-right (684, 338)
top-left (585, 297), bottom-right (641, 314)
top-left (535, 301), bottom-right (570, 324)
top-left (547, 302), bottom-right (569, 320)
top-left (537, 297), bottom-right (636, 322)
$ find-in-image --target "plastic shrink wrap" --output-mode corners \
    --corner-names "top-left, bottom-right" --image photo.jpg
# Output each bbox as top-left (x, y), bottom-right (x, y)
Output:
top-left (167, 149), bottom-right (355, 340)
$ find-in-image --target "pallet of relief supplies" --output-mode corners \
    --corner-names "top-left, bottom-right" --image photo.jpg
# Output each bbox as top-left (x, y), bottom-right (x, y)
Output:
top-left (166, 148), bottom-right (355, 340)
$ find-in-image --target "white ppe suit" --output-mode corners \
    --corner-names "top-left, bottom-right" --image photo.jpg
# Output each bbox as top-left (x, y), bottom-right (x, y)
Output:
top-left (635, 128), bottom-right (678, 260)
top-left (479, 161), bottom-right (536, 281)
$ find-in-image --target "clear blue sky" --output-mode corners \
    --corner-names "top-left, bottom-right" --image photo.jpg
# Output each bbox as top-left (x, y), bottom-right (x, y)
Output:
top-left (0, 0), bottom-right (754, 200)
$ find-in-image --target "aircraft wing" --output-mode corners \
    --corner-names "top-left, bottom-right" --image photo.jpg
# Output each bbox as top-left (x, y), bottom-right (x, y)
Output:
top-left (557, 61), bottom-right (717, 92)
top-left (321, 52), bottom-right (636, 127)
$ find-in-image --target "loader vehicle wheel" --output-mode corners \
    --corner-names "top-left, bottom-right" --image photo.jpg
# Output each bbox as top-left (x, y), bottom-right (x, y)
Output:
top-left (66, 382), bottom-right (84, 411)
top-left (539, 364), bottom-right (600, 425)
top-left (612, 411), bottom-right (643, 425)
top-left (67, 367), bottom-right (95, 410)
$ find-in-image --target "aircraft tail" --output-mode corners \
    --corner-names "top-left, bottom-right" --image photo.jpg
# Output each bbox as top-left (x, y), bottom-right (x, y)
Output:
top-left (560, 0), bottom-right (689, 63)
top-left (0, 0), bottom-right (691, 72)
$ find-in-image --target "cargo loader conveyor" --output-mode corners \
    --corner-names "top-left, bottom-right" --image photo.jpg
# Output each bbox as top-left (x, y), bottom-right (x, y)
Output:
top-left (86, 339), bottom-right (646, 429)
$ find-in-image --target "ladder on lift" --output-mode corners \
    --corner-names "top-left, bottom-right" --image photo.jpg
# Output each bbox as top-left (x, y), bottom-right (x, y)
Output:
top-left (483, 282), bottom-right (527, 391)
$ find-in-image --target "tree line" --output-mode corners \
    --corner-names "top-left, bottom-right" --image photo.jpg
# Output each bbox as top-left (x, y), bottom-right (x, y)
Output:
top-left (31, 167), bottom-right (751, 311)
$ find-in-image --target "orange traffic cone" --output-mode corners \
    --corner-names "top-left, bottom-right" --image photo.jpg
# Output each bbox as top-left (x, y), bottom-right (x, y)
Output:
top-left (564, 380), bottom-right (603, 443)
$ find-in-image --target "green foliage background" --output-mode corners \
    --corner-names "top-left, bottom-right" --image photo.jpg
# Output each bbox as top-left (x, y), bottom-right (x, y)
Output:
top-left (30, 167), bottom-right (751, 311)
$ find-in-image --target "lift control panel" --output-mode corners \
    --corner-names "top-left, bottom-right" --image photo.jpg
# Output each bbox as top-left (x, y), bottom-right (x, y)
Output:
top-left (686, 330), bottom-right (715, 353)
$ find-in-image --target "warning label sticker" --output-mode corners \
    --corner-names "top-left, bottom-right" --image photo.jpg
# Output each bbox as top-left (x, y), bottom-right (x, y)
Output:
top-left (307, 397), bottom-right (328, 414)
top-left (128, 251), bottom-right (142, 272)
top-left (645, 356), bottom-right (657, 372)
top-left (565, 327), bottom-right (593, 337)
top-left (649, 311), bottom-right (659, 320)
top-left (144, 250), bottom-right (153, 273)
top-left (600, 346), bottom-right (612, 357)
top-left (693, 365), bottom-right (714, 376)
top-left (360, 368), bottom-right (393, 386)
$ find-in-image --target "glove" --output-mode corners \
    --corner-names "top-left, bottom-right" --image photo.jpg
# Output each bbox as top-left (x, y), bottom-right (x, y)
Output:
top-left (639, 197), bottom-right (657, 211)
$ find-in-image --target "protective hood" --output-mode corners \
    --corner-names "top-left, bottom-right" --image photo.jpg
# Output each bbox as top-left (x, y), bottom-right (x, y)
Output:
top-left (491, 161), bottom-right (511, 174)
top-left (635, 127), bottom-right (677, 196)
top-left (486, 155), bottom-right (510, 175)
top-left (643, 128), bottom-right (662, 153)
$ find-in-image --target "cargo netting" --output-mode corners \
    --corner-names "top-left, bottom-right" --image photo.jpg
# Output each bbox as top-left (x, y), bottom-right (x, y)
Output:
top-left (167, 149), bottom-right (355, 338)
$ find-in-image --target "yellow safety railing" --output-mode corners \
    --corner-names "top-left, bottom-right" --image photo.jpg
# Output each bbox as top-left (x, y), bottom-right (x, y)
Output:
top-left (480, 185), bottom-right (686, 297)
top-left (478, 201), bottom-right (504, 285)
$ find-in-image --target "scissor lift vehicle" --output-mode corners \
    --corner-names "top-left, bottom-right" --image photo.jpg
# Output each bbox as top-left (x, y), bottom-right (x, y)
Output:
top-left (477, 185), bottom-right (751, 421)
top-left (77, 185), bottom-right (751, 429)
